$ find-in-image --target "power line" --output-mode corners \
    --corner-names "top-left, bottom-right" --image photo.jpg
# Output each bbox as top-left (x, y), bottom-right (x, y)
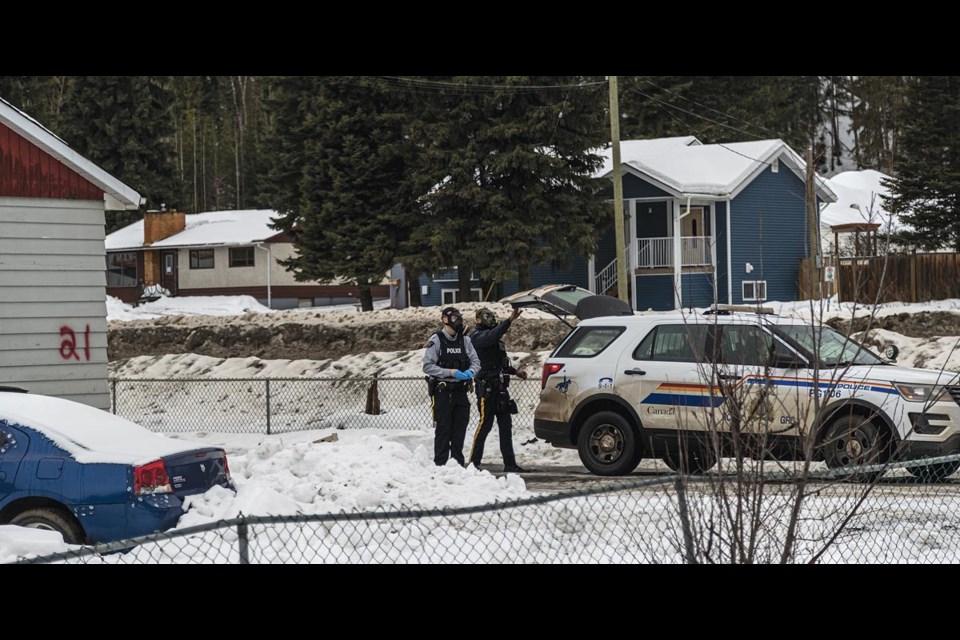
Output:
top-left (629, 87), bottom-right (775, 167)
top-left (639, 78), bottom-right (782, 141)
top-left (370, 76), bottom-right (607, 93)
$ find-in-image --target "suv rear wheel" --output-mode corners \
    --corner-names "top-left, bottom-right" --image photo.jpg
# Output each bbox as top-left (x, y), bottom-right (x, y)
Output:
top-left (577, 411), bottom-right (641, 476)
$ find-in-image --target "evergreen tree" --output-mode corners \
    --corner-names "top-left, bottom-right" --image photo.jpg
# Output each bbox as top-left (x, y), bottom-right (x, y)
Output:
top-left (412, 76), bottom-right (609, 297)
top-left (885, 76), bottom-right (960, 251)
top-left (0, 76), bottom-right (72, 131)
top-left (60, 76), bottom-right (177, 231)
top-left (261, 76), bottom-right (423, 311)
top-left (850, 76), bottom-right (908, 175)
top-left (620, 76), bottom-right (822, 152)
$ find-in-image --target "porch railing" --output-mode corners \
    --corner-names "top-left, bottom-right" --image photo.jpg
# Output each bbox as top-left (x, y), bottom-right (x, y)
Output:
top-left (636, 236), bottom-right (712, 269)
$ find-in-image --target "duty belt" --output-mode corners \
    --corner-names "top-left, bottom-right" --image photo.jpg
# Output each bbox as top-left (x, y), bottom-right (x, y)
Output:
top-left (435, 380), bottom-right (467, 391)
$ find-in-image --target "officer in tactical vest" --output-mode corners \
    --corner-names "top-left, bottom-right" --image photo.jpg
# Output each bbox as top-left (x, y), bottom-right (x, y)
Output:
top-left (422, 306), bottom-right (481, 466)
top-left (467, 306), bottom-right (528, 473)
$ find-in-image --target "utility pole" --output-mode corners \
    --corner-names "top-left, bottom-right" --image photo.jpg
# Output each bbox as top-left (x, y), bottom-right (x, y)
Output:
top-left (609, 76), bottom-right (629, 304)
top-left (806, 145), bottom-right (820, 300)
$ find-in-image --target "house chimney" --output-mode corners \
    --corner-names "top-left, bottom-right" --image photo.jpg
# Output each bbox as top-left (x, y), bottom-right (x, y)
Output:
top-left (143, 209), bottom-right (186, 245)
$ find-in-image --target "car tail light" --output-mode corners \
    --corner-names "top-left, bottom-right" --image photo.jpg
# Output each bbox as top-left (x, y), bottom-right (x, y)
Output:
top-left (542, 363), bottom-right (565, 390)
top-left (134, 460), bottom-right (172, 495)
top-left (222, 455), bottom-right (232, 482)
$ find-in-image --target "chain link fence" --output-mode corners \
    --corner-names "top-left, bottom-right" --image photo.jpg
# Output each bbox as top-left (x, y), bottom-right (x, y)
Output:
top-left (13, 456), bottom-right (960, 564)
top-left (110, 377), bottom-right (544, 434)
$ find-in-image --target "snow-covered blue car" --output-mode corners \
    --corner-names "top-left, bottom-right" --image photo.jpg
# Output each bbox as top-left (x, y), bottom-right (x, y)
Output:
top-left (0, 389), bottom-right (232, 545)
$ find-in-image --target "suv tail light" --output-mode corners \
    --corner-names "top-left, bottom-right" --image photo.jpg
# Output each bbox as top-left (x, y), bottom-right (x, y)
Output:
top-left (223, 455), bottom-right (232, 482)
top-left (542, 363), bottom-right (565, 389)
top-left (134, 459), bottom-right (172, 495)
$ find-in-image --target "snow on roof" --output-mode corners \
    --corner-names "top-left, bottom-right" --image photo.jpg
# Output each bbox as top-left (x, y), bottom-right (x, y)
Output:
top-left (820, 170), bottom-right (903, 232)
top-left (593, 136), bottom-right (701, 177)
top-left (0, 393), bottom-right (208, 465)
top-left (597, 137), bottom-right (836, 201)
top-left (106, 209), bottom-right (281, 251)
top-left (0, 97), bottom-right (142, 210)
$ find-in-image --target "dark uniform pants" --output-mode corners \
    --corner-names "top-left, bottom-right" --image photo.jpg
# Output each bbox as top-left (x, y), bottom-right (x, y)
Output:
top-left (468, 380), bottom-right (516, 468)
top-left (432, 382), bottom-right (470, 466)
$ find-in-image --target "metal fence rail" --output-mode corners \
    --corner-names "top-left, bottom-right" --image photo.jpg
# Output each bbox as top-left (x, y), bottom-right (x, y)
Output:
top-left (110, 377), bottom-right (544, 434)
top-left (15, 459), bottom-right (960, 564)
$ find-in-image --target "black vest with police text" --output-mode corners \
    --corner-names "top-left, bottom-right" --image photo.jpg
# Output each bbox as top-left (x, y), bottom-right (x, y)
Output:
top-left (434, 331), bottom-right (470, 371)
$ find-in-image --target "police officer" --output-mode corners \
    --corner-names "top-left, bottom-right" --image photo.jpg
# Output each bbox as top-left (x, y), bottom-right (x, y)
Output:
top-left (422, 306), bottom-right (480, 466)
top-left (467, 306), bottom-right (528, 473)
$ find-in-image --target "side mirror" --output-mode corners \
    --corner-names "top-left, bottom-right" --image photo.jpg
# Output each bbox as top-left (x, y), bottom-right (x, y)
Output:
top-left (884, 345), bottom-right (900, 362)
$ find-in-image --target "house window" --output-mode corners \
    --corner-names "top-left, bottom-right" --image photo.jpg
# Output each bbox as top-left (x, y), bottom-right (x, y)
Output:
top-left (742, 280), bottom-right (767, 302)
top-left (189, 249), bottom-right (215, 269)
top-left (229, 246), bottom-right (255, 268)
top-left (433, 267), bottom-right (477, 282)
top-left (441, 288), bottom-right (482, 305)
top-left (106, 252), bottom-right (138, 287)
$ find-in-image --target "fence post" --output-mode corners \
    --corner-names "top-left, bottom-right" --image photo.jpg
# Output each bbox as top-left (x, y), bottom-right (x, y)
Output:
top-left (910, 251), bottom-right (917, 303)
top-left (265, 379), bottom-right (272, 436)
top-left (237, 515), bottom-right (249, 565)
top-left (674, 476), bottom-right (697, 564)
top-left (111, 379), bottom-right (117, 415)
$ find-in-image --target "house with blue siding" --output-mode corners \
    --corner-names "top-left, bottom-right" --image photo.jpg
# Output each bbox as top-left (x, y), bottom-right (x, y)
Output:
top-left (592, 136), bottom-right (837, 311)
top-left (403, 135), bottom-right (835, 312)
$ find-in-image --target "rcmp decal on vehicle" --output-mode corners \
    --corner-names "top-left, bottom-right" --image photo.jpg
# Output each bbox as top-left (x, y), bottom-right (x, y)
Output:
top-left (598, 377), bottom-right (613, 390)
top-left (556, 375), bottom-right (573, 395)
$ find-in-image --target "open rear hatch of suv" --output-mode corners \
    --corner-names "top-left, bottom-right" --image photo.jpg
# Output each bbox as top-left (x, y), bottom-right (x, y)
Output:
top-left (500, 284), bottom-right (632, 326)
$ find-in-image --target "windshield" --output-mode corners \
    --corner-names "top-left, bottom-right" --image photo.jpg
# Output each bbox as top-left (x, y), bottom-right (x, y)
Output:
top-left (771, 324), bottom-right (885, 368)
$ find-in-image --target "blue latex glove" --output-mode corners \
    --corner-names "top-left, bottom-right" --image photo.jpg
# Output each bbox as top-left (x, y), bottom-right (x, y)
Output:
top-left (453, 370), bottom-right (471, 381)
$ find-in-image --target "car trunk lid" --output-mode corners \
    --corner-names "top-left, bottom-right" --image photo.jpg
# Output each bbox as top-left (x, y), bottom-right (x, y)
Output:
top-left (163, 448), bottom-right (230, 495)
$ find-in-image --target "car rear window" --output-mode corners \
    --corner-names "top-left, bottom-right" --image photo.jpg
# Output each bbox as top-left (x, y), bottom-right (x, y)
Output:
top-left (555, 326), bottom-right (625, 358)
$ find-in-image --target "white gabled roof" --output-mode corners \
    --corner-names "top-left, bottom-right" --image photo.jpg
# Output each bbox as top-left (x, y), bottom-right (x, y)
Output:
top-left (106, 209), bottom-right (281, 251)
top-left (0, 97), bottom-right (143, 210)
top-left (598, 137), bottom-right (837, 202)
top-left (820, 169), bottom-right (905, 232)
top-left (593, 136), bottom-right (701, 177)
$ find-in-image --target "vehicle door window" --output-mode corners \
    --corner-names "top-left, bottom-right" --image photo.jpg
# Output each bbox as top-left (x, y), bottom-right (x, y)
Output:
top-left (718, 325), bottom-right (782, 367)
top-left (635, 324), bottom-right (709, 363)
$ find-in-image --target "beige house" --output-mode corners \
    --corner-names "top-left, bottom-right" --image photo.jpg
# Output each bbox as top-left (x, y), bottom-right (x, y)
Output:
top-left (105, 209), bottom-right (388, 309)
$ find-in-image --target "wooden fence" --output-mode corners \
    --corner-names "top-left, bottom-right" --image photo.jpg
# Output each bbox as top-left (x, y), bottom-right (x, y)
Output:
top-left (800, 253), bottom-right (960, 303)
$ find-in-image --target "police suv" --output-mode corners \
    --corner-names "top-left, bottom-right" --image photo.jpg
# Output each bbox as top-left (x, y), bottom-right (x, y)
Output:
top-left (505, 288), bottom-right (960, 481)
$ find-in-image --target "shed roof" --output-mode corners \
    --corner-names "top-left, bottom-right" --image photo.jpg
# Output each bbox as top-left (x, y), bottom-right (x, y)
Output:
top-left (0, 97), bottom-right (143, 210)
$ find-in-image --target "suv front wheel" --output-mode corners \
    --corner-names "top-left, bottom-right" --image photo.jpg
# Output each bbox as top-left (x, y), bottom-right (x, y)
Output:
top-left (578, 411), bottom-right (641, 476)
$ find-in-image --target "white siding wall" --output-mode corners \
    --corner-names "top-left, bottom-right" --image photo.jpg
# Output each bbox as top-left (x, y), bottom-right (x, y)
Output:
top-left (177, 243), bottom-right (350, 289)
top-left (0, 197), bottom-right (109, 408)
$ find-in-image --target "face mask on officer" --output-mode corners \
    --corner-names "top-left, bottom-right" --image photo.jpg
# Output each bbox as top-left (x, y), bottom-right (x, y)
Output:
top-left (443, 308), bottom-right (464, 334)
top-left (476, 308), bottom-right (499, 329)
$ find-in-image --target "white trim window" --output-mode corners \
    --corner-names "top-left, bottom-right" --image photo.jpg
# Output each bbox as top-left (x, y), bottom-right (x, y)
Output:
top-left (433, 267), bottom-right (477, 282)
top-left (441, 288), bottom-right (482, 305)
top-left (742, 280), bottom-right (767, 302)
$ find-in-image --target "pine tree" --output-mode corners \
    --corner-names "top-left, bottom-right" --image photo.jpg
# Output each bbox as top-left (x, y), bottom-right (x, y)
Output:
top-left (59, 76), bottom-right (177, 231)
top-left (885, 76), bottom-right (960, 251)
top-left (412, 76), bottom-right (609, 297)
top-left (261, 76), bottom-right (423, 311)
top-left (850, 76), bottom-right (908, 175)
top-left (0, 76), bottom-right (71, 131)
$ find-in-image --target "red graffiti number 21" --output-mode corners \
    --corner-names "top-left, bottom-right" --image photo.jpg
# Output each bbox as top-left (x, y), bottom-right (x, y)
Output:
top-left (60, 325), bottom-right (91, 361)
